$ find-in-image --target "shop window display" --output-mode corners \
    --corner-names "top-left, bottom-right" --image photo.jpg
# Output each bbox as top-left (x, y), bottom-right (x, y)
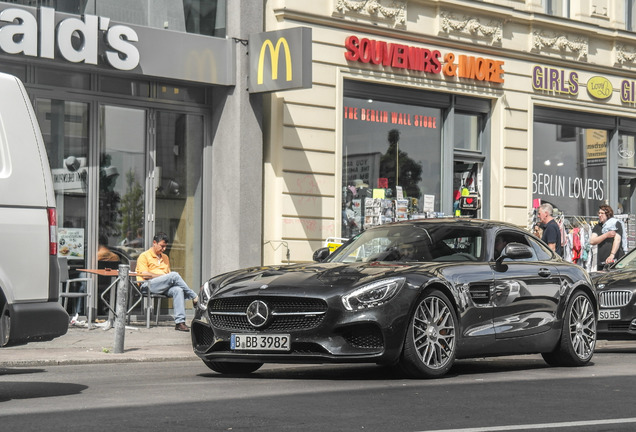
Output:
top-left (343, 96), bottom-right (442, 237)
top-left (533, 121), bottom-right (607, 216)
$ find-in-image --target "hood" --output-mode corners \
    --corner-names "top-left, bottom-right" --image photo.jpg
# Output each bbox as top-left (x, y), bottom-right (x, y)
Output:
top-left (592, 268), bottom-right (636, 290)
top-left (210, 261), bottom-right (435, 297)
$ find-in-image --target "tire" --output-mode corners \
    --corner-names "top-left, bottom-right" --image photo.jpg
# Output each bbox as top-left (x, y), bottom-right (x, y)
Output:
top-left (399, 289), bottom-right (458, 378)
top-left (203, 360), bottom-right (263, 375)
top-left (542, 291), bottom-right (596, 367)
top-left (0, 301), bottom-right (10, 347)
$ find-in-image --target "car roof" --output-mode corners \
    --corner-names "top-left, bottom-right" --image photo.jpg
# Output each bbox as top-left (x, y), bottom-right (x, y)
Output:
top-left (371, 218), bottom-right (523, 231)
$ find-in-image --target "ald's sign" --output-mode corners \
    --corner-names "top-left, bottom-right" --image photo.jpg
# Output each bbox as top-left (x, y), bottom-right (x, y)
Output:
top-left (249, 27), bottom-right (312, 93)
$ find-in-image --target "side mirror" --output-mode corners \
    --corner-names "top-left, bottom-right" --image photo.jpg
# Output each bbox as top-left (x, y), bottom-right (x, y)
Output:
top-left (497, 242), bottom-right (533, 264)
top-left (313, 247), bottom-right (331, 262)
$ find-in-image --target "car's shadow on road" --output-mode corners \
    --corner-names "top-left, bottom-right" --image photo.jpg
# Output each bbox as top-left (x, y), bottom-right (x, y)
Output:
top-left (0, 382), bottom-right (88, 402)
top-left (0, 367), bottom-right (46, 376)
top-left (197, 356), bottom-right (551, 380)
top-left (594, 346), bottom-right (636, 354)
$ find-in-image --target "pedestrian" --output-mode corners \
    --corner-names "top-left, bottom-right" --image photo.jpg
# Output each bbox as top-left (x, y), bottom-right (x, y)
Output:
top-left (538, 203), bottom-right (563, 256)
top-left (136, 232), bottom-right (198, 332)
top-left (590, 205), bottom-right (625, 268)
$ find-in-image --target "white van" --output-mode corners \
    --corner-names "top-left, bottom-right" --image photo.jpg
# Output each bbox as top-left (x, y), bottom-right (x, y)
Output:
top-left (0, 72), bottom-right (68, 346)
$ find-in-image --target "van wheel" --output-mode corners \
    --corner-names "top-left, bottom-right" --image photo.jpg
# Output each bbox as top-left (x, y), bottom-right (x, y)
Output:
top-left (0, 302), bottom-right (10, 347)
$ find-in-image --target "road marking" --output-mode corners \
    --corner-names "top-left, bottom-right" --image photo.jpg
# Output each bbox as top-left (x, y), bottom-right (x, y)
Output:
top-left (419, 417), bottom-right (636, 432)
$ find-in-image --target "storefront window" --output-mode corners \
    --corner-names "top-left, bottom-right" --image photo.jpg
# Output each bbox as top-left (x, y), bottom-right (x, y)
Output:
top-left (37, 98), bottom-right (90, 315)
top-left (99, 105), bottom-right (147, 261)
top-left (154, 111), bottom-right (203, 289)
top-left (343, 95), bottom-right (442, 237)
top-left (454, 113), bottom-right (480, 151)
top-left (533, 121), bottom-right (607, 216)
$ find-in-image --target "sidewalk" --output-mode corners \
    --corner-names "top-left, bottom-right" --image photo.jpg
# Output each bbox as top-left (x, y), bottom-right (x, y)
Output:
top-left (0, 320), bottom-right (198, 367)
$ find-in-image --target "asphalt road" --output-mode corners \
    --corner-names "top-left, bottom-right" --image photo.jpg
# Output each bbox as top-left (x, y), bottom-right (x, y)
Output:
top-left (1, 346), bottom-right (635, 431)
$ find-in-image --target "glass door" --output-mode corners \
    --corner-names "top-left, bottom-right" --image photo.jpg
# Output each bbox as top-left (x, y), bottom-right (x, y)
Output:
top-left (98, 105), bottom-right (147, 260)
top-left (153, 111), bottom-right (204, 290)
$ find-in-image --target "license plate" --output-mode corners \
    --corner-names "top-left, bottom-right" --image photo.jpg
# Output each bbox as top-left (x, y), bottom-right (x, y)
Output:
top-left (231, 334), bottom-right (290, 351)
top-left (599, 309), bottom-right (621, 321)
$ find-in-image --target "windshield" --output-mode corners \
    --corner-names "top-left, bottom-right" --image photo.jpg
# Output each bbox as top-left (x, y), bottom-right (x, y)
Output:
top-left (328, 223), bottom-right (483, 263)
top-left (613, 248), bottom-right (636, 270)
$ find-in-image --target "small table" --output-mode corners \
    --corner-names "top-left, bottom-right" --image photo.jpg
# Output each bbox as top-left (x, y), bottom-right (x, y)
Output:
top-left (78, 268), bottom-right (145, 328)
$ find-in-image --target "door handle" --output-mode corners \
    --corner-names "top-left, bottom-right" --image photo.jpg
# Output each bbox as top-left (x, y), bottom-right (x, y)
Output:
top-left (538, 268), bottom-right (551, 277)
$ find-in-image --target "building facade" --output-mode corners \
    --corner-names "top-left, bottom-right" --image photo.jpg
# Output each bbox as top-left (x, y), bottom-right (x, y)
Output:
top-left (5, 0), bottom-right (636, 314)
top-left (0, 0), bottom-right (264, 319)
top-left (262, 0), bottom-right (636, 263)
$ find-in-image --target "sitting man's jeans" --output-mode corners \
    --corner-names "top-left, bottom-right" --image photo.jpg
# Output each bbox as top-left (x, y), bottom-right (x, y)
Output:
top-left (146, 272), bottom-right (197, 324)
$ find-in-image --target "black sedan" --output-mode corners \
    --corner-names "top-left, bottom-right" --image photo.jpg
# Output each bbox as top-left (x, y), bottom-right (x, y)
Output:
top-left (592, 247), bottom-right (636, 339)
top-left (191, 219), bottom-right (597, 378)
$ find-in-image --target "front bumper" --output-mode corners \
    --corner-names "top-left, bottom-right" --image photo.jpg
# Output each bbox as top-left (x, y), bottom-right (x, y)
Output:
top-left (597, 317), bottom-right (636, 339)
top-left (596, 290), bottom-right (636, 339)
top-left (190, 295), bottom-right (412, 365)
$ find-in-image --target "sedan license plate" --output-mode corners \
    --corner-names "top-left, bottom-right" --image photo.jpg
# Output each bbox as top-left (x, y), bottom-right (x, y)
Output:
top-left (231, 334), bottom-right (290, 351)
top-left (599, 309), bottom-right (621, 321)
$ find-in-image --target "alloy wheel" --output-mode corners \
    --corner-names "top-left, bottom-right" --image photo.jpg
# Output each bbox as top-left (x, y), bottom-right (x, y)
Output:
top-left (412, 295), bottom-right (456, 370)
top-left (568, 293), bottom-right (596, 360)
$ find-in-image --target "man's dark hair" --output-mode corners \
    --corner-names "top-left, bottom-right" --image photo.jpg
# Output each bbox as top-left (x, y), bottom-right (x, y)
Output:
top-left (153, 232), bottom-right (169, 243)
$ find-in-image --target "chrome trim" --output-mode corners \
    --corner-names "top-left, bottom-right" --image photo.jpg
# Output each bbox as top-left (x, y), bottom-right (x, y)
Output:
top-left (210, 310), bottom-right (326, 316)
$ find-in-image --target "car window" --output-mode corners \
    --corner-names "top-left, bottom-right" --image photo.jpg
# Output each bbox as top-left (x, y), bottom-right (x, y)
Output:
top-left (493, 230), bottom-right (537, 262)
top-left (429, 228), bottom-right (483, 262)
top-left (329, 224), bottom-right (483, 263)
top-left (614, 247), bottom-right (636, 269)
top-left (527, 235), bottom-right (554, 261)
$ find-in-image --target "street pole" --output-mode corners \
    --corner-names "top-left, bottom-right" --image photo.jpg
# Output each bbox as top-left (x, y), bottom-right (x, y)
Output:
top-left (113, 264), bottom-right (129, 353)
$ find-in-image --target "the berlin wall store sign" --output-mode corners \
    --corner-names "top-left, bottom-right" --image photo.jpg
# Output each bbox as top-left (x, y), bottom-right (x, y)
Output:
top-left (0, 6), bottom-right (139, 70)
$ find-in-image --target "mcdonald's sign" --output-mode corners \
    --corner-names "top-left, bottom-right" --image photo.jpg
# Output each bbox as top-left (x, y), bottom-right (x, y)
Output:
top-left (249, 27), bottom-right (312, 93)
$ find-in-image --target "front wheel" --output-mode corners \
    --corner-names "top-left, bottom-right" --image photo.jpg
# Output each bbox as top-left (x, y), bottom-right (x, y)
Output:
top-left (399, 289), bottom-right (458, 378)
top-left (203, 360), bottom-right (263, 375)
top-left (542, 291), bottom-right (596, 367)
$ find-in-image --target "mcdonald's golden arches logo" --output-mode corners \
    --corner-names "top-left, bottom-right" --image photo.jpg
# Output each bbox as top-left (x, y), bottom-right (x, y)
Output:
top-left (257, 37), bottom-right (292, 85)
top-left (249, 27), bottom-right (312, 93)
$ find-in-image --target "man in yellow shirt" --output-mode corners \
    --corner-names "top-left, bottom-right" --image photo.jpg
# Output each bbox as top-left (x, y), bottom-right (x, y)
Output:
top-left (136, 232), bottom-right (198, 332)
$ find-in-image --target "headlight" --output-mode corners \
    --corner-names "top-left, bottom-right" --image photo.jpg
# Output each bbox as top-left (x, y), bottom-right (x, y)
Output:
top-left (198, 280), bottom-right (213, 311)
top-left (342, 277), bottom-right (406, 311)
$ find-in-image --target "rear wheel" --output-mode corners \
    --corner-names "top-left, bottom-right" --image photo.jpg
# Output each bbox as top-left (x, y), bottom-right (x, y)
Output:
top-left (0, 300), bottom-right (10, 347)
top-left (203, 360), bottom-right (263, 374)
top-left (399, 289), bottom-right (458, 378)
top-left (542, 291), bottom-right (596, 367)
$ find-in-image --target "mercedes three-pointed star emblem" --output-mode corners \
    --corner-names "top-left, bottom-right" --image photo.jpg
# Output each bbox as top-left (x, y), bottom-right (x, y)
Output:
top-left (246, 300), bottom-right (269, 328)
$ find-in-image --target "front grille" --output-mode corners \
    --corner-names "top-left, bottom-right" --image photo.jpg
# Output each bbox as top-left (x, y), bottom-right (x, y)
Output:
top-left (209, 296), bottom-right (328, 332)
top-left (599, 290), bottom-right (633, 307)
